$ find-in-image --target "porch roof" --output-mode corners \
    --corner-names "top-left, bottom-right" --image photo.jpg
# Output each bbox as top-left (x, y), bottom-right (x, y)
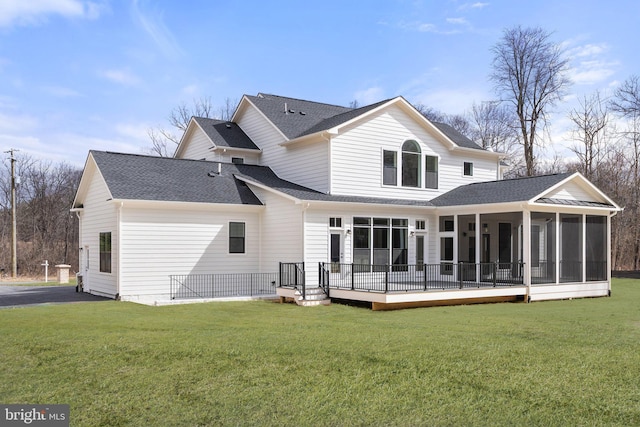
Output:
top-left (430, 173), bottom-right (607, 207)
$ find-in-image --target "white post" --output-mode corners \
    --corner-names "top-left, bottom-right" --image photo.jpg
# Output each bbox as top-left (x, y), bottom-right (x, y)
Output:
top-left (41, 260), bottom-right (49, 282)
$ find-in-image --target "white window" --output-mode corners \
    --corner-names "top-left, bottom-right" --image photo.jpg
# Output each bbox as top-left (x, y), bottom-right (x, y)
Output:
top-left (329, 217), bottom-right (342, 228)
top-left (464, 162), bottom-right (474, 176)
top-left (415, 220), bottom-right (426, 230)
top-left (402, 140), bottom-right (421, 187)
top-left (425, 155), bottom-right (438, 189)
top-left (382, 150), bottom-right (397, 186)
top-left (229, 222), bottom-right (245, 254)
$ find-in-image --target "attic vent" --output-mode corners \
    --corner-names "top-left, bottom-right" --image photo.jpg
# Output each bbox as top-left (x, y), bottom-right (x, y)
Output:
top-left (300, 111), bottom-right (306, 115)
top-left (225, 122), bottom-right (232, 128)
top-left (288, 109), bottom-right (295, 114)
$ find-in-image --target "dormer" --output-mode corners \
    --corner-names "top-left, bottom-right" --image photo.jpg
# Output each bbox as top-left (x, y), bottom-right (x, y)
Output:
top-left (174, 117), bottom-right (261, 164)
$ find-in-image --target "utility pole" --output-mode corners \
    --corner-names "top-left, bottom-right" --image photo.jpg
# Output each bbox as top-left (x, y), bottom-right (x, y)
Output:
top-left (5, 149), bottom-right (18, 278)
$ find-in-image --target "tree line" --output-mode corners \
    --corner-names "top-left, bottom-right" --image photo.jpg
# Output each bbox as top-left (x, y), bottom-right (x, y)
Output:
top-left (0, 156), bottom-right (81, 276)
top-left (2, 25), bottom-right (639, 274)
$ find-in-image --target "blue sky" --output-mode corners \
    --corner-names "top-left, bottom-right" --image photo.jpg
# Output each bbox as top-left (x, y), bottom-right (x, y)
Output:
top-left (1, 0), bottom-right (638, 166)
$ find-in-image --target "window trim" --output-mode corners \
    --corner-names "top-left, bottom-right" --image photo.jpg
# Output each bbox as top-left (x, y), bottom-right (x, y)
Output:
top-left (229, 222), bottom-right (246, 254)
top-left (382, 150), bottom-right (397, 186)
top-left (425, 154), bottom-right (439, 189)
top-left (99, 232), bottom-right (111, 273)
top-left (463, 162), bottom-right (474, 177)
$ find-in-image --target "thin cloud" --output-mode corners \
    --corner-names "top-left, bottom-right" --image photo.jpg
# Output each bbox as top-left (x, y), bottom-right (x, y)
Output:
top-left (0, 0), bottom-right (105, 28)
top-left (399, 21), bottom-right (462, 35)
top-left (42, 85), bottom-right (83, 98)
top-left (131, 0), bottom-right (184, 60)
top-left (457, 2), bottom-right (490, 11)
top-left (566, 42), bottom-right (618, 85)
top-left (100, 68), bottom-right (141, 86)
top-left (354, 87), bottom-right (385, 105)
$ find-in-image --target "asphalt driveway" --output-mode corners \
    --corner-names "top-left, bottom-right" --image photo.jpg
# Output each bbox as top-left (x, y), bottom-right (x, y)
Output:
top-left (0, 285), bottom-right (109, 308)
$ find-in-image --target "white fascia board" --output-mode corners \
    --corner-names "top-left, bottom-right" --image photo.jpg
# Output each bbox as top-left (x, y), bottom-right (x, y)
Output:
top-left (450, 145), bottom-right (504, 160)
top-left (528, 202), bottom-right (619, 215)
top-left (108, 198), bottom-right (264, 212)
top-left (435, 202), bottom-right (524, 216)
top-left (233, 96), bottom-right (289, 142)
top-left (73, 153), bottom-right (114, 208)
top-left (173, 118), bottom-right (199, 158)
top-left (300, 199), bottom-right (436, 211)
top-left (210, 146), bottom-right (262, 154)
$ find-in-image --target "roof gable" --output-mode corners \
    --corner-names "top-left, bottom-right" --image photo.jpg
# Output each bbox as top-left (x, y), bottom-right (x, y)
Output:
top-left (174, 117), bottom-right (259, 158)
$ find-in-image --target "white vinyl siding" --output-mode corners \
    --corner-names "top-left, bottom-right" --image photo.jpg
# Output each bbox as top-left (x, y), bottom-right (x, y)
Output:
top-left (238, 105), bottom-right (329, 192)
top-left (249, 187), bottom-right (303, 272)
top-left (545, 181), bottom-right (601, 202)
top-left (78, 167), bottom-right (118, 297)
top-left (177, 127), bottom-right (214, 160)
top-left (119, 206), bottom-right (260, 299)
top-left (330, 104), bottom-right (497, 200)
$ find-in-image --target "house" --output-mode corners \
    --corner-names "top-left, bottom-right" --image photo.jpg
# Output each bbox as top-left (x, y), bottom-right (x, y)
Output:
top-left (72, 93), bottom-right (621, 308)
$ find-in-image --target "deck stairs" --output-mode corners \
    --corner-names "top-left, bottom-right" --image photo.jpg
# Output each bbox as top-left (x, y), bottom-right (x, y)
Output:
top-left (294, 287), bottom-right (331, 306)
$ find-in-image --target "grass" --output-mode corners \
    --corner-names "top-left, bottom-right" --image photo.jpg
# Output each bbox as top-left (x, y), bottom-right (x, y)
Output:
top-left (1, 280), bottom-right (639, 426)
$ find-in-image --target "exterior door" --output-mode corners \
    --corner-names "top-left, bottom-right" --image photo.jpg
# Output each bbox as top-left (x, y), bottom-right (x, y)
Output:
top-left (416, 235), bottom-right (425, 271)
top-left (330, 233), bottom-right (341, 273)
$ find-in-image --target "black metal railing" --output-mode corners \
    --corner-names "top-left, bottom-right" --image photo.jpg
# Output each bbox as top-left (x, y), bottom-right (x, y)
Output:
top-left (319, 262), bottom-right (524, 293)
top-left (170, 273), bottom-right (278, 300)
top-left (279, 262), bottom-right (306, 298)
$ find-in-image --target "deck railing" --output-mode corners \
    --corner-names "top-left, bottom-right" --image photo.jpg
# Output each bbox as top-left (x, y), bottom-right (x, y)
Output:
top-left (170, 273), bottom-right (278, 299)
top-left (319, 262), bottom-right (525, 293)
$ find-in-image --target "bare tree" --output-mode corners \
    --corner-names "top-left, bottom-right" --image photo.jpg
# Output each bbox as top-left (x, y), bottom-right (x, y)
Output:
top-left (568, 91), bottom-right (610, 179)
top-left (490, 26), bottom-right (571, 176)
top-left (147, 97), bottom-right (237, 157)
top-left (609, 75), bottom-right (640, 117)
top-left (469, 101), bottom-right (520, 162)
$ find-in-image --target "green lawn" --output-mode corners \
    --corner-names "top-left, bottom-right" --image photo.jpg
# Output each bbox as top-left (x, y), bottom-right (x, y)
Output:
top-left (1, 280), bottom-right (639, 426)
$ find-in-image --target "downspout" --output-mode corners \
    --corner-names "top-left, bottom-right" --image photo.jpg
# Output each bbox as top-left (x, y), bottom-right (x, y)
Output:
top-left (73, 209), bottom-right (83, 290)
top-left (116, 202), bottom-right (123, 300)
top-left (301, 202), bottom-right (310, 289)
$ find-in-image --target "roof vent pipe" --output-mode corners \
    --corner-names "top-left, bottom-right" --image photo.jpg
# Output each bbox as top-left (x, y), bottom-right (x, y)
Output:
top-left (284, 102), bottom-right (288, 115)
top-left (218, 163), bottom-right (222, 174)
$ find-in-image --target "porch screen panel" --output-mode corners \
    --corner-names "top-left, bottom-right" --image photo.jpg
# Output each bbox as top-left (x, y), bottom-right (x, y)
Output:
top-left (560, 214), bottom-right (583, 283)
top-left (353, 217), bottom-right (371, 267)
top-left (531, 212), bottom-right (556, 284)
top-left (440, 237), bottom-right (454, 275)
top-left (586, 215), bottom-right (607, 281)
top-left (498, 223), bottom-right (511, 265)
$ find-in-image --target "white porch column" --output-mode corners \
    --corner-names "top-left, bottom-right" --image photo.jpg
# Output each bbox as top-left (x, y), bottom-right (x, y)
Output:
top-left (607, 213), bottom-right (612, 293)
top-left (582, 214), bottom-right (587, 283)
top-left (555, 212), bottom-right (560, 284)
top-left (522, 209), bottom-right (531, 293)
top-left (475, 212), bottom-right (481, 283)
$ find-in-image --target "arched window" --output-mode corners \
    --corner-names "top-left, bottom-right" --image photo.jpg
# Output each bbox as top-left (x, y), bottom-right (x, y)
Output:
top-left (402, 140), bottom-right (421, 187)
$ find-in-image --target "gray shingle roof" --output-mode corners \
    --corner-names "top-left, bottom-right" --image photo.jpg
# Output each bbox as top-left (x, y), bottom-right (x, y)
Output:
top-left (91, 151), bottom-right (262, 205)
top-left (431, 122), bottom-right (483, 150)
top-left (245, 94), bottom-right (351, 139)
top-left (247, 93), bottom-right (486, 151)
top-left (90, 151), bottom-right (431, 207)
top-left (234, 168), bottom-right (433, 207)
top-left (430, 173), bottom-right (574, 207)
top-left (192, 117), bottom-right (259, 150)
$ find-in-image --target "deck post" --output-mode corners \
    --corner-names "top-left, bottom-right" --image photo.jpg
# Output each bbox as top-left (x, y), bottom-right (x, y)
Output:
top-left (385, 266), bottom-right (389, 293)
top-left (459, 262), bottom-right (464, 289)
top-left (351, 263), bottom-right (355, 290)
top-left (493, 261), bottom-right (498, 287)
